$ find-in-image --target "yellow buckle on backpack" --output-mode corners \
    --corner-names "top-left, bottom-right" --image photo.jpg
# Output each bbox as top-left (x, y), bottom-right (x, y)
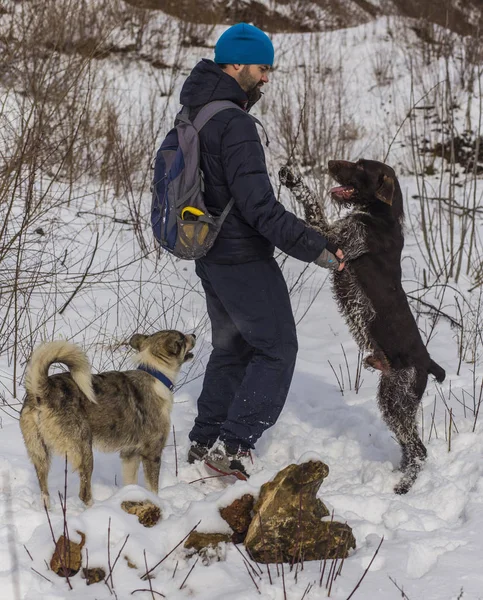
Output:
top-left (181, 206), bottom-right (204, 220)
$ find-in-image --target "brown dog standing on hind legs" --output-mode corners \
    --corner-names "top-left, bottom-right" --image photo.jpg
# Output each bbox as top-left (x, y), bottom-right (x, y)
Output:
top-left (279, 159), bottom-right (446, 494)
top-left (20, 330), bottom-right (196, 508)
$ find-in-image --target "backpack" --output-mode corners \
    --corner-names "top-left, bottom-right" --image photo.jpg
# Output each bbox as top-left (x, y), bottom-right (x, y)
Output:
top-left (151, 100), bottom-right (246, 260)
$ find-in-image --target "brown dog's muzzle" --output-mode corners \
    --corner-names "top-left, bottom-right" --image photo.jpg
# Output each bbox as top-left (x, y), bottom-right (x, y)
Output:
top-left (328, 159), bottom-right (355, 175)
top-left (328, 160), bottom-right (357, 201)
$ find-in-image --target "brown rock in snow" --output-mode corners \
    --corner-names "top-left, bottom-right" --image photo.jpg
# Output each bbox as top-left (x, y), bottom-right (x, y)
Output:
top-left (244, 461), bottom-right (355, 563)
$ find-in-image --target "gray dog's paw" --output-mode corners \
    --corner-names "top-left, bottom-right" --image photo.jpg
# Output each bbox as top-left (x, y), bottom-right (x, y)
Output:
top-left (278, 165), bottom-right (301, 189)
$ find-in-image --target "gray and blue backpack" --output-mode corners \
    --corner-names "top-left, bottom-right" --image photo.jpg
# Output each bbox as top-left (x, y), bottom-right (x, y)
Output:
top-left (151, 100), bottom-right (246, 260)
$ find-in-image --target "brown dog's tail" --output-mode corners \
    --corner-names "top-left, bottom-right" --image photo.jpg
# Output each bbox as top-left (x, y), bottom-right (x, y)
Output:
top-left (25, 341), bottom-right (96, 403)
top-left (428, 359), bottom-right (446, 383)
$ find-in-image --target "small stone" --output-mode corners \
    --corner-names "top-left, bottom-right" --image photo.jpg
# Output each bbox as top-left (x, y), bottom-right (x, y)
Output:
top-left (220, 494), bottom-right (254, 543)
top-left (184, 531), bottom-right (231, 564)
top-left (82, 567), bottom-right (105, 585)
top-left (124, 555), bottom-right (137, 569)
top-left (184, 531), bottom-right (232, 552)
top-left (121, 500), bottom-right (161, 527)
top-left (50, 531), bottom-right (85, 577)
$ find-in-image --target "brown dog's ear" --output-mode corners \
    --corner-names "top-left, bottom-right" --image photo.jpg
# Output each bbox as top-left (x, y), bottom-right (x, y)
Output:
top-left (129, 334), bottom-right (147, 351)
top-left (375, 175), bottom-right (394, 205)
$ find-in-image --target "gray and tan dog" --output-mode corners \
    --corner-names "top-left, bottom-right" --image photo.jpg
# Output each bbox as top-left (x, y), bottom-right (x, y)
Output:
top-left (20, 330), bottom-right (196, 507)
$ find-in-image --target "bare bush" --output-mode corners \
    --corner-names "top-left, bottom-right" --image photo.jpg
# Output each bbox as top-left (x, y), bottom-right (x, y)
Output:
top-left (0, 0), bottom-right (193, 398)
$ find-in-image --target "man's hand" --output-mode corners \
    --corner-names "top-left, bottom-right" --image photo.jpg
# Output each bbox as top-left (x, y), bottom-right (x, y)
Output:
top-left (314, 247), bottom-right (345, 271)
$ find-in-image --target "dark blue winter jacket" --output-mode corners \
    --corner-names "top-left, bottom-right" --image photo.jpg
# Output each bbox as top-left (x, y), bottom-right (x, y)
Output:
top-left (179, 59), bottom-right (329, 264)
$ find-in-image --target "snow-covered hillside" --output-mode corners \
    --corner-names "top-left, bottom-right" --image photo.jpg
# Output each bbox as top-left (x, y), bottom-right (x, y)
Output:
top-left (1, 4), bottom-right (483, 599)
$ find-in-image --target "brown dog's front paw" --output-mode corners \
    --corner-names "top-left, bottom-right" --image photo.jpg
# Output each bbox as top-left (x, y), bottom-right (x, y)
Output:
top-left (279, 165), bottom-right (301, 189)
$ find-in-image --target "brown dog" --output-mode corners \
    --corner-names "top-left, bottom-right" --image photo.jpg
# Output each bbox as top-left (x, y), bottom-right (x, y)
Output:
top-left (20, 330), bottom-right (196, 507)
top-left (280, 160), bottom-right (445, 494)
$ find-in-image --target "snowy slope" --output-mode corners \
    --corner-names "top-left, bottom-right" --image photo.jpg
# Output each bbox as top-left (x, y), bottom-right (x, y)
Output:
top-left (1, 12), bottom-right (483, 600)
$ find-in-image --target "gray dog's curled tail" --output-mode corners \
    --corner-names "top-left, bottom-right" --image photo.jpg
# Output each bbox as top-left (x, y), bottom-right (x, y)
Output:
top-left (25, 341), bottom-right (96, 404)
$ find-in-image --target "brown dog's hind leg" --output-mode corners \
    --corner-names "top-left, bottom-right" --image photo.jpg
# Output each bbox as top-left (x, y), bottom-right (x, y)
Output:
top-left (20, 408), bottom-right (52, 508)
top-left (377, 367), bottom-right (428, 494)
top-left (364, 353), bottom-right (391, 373)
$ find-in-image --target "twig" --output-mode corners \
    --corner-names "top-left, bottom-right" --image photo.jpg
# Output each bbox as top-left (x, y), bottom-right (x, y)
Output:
top-left (59, 232), bottom-right (99, 314)
top-left (43, 501), bottom-right (72, 589)
top-left (345, 536), bottom-right (384, 600)
top-left (319, 510), bottom-right (335, 587)
top-left (31, 567), bottom-right (53, 583)
top-left (179, 557), bottom-right (198, 590)
top-left (326, 550), bottom-right (337, 590)
top-left (384, 80), bottom-right (444, 162)
top-left (336, 529), bottom-right (350, 580)
top-left (301, 582), bottom-right (313, 600)
top-left (107, 518), bottom-right (113, 588)
top-left (428, 396), bottom-right (438, 441)
top-left (172, 425), bottom-right (178, 477)
top-left (144, 550), bottom-right (157, 600)
top-left (243, 560), bottom-right (261, 594)
top-left (448, 408), bottom-right (453, 452)
top-left (328, 537), bottom-right (343, 596)
top-left (233, 543), bottom-right (261, 579)
top-left (23, 545), bottom-right (33, 561)
top-left (472, 377), bottom-right (483, 432)
top-left (131, 591), bottom-right (165, 598)
top-left (246, 547), bottom-right (264, 575)
top-left (106, 534), bottom-right (130, 588)
top-left (5, 474), bottom-right (21, 600)
top-left (281, 559), bottom-right (287, 600)
top-left (406, 294), bottom-right (461, 328)
top-left (341, 344), bottom-right (352, 390)
top-left (60, 455), bottom-right (70, 578)
top-left (328, 360), bottom-right (344, 395)
top-left (142, 520), bottom-right (201, 579)
top-left (258, 513), bottom-right (272, 584)
top-left (188, 473), bottom-right (231, 484)
top-left (291, 490), bottom-right (304, 573)
top-left (388, 575), bottom-right (411, 599)
top-left (76, 210), bottom-right (135, 225)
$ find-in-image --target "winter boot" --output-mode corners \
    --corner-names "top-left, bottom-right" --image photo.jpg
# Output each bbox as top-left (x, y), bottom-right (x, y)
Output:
top-left (204, 440), bottom-right (253, 481)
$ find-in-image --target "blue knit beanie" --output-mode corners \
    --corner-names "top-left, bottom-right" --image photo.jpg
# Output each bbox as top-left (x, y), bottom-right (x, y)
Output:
top-left (214, 23), bottom-right (274, 66)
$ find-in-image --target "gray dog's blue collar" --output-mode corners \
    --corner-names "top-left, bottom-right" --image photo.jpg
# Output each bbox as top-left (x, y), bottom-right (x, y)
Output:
top-left (137, 365), bottom-right (174, 391)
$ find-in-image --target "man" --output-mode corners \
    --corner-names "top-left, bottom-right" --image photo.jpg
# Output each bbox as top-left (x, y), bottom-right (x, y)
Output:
top-left (182, 23), bottom-right (344, 479)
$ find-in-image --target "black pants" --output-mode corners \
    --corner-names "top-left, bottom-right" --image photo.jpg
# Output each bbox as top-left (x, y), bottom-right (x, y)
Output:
top-left (189, 258), bottom-right (298, 449)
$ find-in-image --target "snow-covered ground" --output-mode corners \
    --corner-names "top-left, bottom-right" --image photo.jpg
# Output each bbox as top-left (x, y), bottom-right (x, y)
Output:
top-left (1, 12), bottom-right (483, 600)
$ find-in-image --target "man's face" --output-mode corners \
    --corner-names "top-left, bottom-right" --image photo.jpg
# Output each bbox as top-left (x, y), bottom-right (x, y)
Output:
top-left (237, 64), bottom-right (271, 94)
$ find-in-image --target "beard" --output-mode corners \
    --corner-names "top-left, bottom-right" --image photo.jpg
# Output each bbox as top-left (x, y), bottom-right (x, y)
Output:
top-left (239, 66), bottom-right (263, 111)
top-left (239, 66), bottom-right (261, 93)
top-left (246, 85), bottom-right (263, 111)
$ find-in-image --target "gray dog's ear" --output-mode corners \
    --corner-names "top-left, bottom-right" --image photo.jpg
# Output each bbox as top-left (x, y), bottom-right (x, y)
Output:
top-left (129, 334), bottom-right (147, 350)
top-left (375, 175), bottom-right (394, 205)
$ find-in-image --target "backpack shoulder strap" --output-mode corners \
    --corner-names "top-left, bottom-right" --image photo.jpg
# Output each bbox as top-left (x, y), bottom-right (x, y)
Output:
top-left (176, 105), bottom-right (191, 125)
top-left (192, 100), bottom-right (245, 132)
top-left (248, 114), bottom-right (270, 147)
top-left (189, 100), bottom-right (270, 146)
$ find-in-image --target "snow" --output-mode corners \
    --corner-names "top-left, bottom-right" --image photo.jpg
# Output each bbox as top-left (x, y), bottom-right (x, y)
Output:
top-left (1, 9), bottom-right (483, 600)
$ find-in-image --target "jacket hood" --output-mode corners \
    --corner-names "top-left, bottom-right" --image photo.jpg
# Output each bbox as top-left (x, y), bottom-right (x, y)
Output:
top-left (180, 59), bottom-right (248, 108)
